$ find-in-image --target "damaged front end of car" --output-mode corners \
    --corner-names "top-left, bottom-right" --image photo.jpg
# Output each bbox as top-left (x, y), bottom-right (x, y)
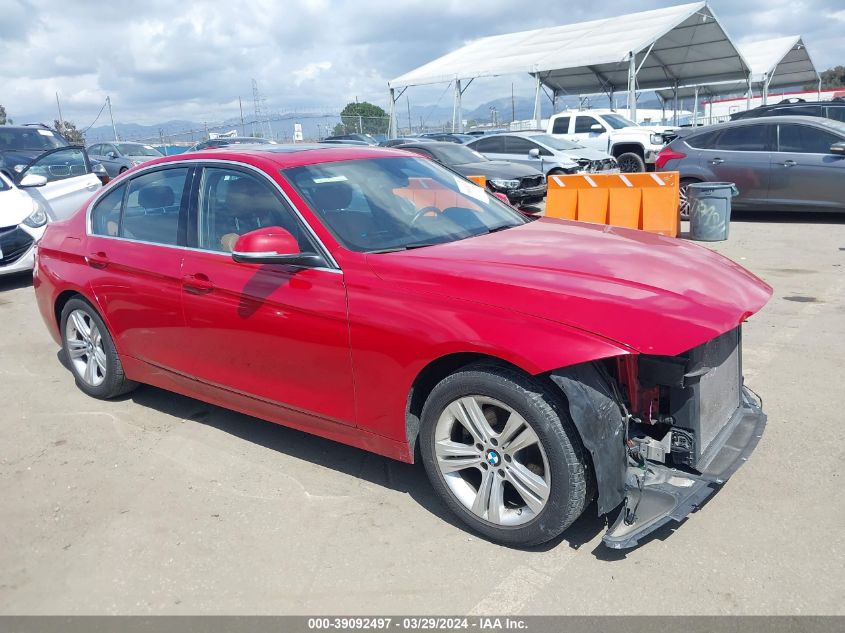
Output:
top-left (550, 326), bottom-right (766, 549)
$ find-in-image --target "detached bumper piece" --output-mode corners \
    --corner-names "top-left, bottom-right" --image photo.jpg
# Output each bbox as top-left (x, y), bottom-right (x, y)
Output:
top-left (602, 387), bottom-right (766, 549)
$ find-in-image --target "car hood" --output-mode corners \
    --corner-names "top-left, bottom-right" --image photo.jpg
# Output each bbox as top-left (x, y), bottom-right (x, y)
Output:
top-left (558, 147), bottom-right (611, 161)
top-left (0, 187), bottom-right (37, 226)
top-left (367, 218), bottom-right (771, 356)
top-left (452, 161), bottom-right (544, 179)
top-left (612, 126), bottom-right (674, 140)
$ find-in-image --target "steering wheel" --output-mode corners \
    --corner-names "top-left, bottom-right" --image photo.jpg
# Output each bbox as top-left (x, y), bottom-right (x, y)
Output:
top-left (409, 206), bottom-right (442, 228)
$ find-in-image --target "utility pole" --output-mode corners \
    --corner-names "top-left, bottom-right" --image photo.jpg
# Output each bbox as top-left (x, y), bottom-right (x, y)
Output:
top-left (406, 96), bottom-right (412, 135)
top-left (55, 92), bottom-right (64, 129)
top-left (107, 96), bottom-right (118, 140)
top-left (252, 78), bottom-right (264, 138)
top-left (238, 96), bottom-right (246, 136)
top-left (511, 83), bottom-right (515, 123)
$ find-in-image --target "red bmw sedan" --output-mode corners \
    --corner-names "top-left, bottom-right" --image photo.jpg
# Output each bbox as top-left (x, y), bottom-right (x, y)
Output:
top-left (33, 145), bottom-right (771, 548)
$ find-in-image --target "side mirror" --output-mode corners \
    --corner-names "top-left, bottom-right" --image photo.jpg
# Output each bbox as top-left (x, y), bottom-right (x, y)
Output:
top-left (528, 148), bottom-right (540, 158)
top-left (106, 152), bottom-right (117, 159)
top-left (590, 124), bottom-right (604, 133)
top-left (231, 227), bottom-right (326, 267)
top-left (830, 142), bottom-right (845, 155)
top-left (92, 162), bottom-right (110, 185)
top-left (19, 174), bottom-right (48, 188)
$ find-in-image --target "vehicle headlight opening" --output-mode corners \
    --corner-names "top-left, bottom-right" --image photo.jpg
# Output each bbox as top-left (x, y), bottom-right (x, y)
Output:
top-left (650, 133), bottom-right (666, 145)
top-left (23, 200), bottom-right (48, 228)
top-left (488, 178), bottom-right (520, 190)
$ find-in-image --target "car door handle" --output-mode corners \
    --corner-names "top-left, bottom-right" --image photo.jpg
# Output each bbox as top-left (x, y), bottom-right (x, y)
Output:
top-left (85, 251), bottom-right (109, 269)
top-left (86, 182), bottom-right (100, 191)
top-left (710, 158), bottom-right (724, 165)
top-left (781, 160), bottom-right (798, 167)
top-left (182, 273), bottom-right (214, 295)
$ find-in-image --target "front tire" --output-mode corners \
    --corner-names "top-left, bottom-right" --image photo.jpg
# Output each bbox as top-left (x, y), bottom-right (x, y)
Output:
top-left (419, 364), bottom-right (589, 547)
top-left (60, 297), bottom-right (137, 399)
top-left (616, 152), bottom-right (645, 173)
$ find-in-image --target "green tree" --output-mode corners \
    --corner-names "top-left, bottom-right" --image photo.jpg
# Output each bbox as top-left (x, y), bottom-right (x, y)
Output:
top-left (339, 101), bottom-right (388, 135)
top-left (820, 66), bottom-right (845, 89)
top-left (0, 104), bottom-right (7, 125)
top-left (806, 66), bottom-right (845, 91)
top-left (54, 119), bottom-right (84, 144)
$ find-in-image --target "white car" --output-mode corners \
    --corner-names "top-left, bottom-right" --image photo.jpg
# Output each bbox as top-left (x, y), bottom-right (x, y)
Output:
top-left (546, 109), bottom-right (673, 173)
top-left (1, 126), bottom-right (103, 275)
top-left (0, 170), bottom-right (50, 276)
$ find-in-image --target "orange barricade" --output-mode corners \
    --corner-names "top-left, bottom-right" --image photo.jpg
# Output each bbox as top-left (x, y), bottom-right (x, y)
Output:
top-left (545, 171), bottom-right (680, 237)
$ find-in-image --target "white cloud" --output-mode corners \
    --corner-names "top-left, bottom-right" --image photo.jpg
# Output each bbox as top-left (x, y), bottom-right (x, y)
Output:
top-left (0, 0), bottom-right (840, 128)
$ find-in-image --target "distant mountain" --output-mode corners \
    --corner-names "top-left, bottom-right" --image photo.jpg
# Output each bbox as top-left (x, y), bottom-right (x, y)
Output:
top-left (85, 120), bottom-right (204, 143)
top-left (82, 92), bottom-right (675, 143)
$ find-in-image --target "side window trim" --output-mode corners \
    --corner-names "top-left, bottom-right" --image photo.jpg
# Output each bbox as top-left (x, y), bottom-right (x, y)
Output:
top-left (85, 159), bottom-right (340, 270)
top-left (190, 163), bottom-right (336, 268)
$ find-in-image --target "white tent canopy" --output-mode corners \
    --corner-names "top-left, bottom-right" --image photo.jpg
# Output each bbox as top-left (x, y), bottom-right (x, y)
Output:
top-left (387, 2), bottom-right (750, 134)
top-left (656, 35), bottom-right (820, 103)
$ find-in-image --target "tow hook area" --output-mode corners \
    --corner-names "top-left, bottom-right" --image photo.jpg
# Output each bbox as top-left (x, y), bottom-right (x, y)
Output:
top-left (602, 387), bottom-right (767, 549)
top-left (602, 462), bottom-right (714, 549)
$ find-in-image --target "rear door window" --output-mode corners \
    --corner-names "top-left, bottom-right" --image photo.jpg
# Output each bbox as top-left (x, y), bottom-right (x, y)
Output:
top-left (470, 136), bottom-right (505, 153)
top-left (712, 125), bottom-right (771, 151)
top-left (778, 124), bottom-right (841, 154)
top-left (823, 106), bottom-right (845, 123)
top-left (120, 168), bottom-right (189, 245)
top-left (551, 116), bottom-right (570, 134)
top-left (90, 184), bottom-right (127, 236)
top-left (685, 130), bottom-right (721, 149)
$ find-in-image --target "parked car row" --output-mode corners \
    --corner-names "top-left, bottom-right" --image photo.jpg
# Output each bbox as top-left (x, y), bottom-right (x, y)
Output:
top-left (1, 125), bottom-right (105, 276)
top-left (395, 141), bottom-right (547, 207)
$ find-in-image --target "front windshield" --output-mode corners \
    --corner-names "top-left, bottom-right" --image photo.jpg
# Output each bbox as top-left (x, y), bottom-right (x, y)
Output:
top-left (528, 134), bottom-right (584, 150)
top-left (116, 143), bottom-right (162, 157)
top-left (284, 156), bottom-right (527, 253)
top-left (0, 128), bottom-right (67, 151)
top-left (428, 144), bottom-right (489, 166)
top-left (603, 114), bottom-right (637, 129)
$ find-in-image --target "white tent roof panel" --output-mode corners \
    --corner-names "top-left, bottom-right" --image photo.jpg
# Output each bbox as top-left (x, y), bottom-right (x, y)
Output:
top-left (390, 2), bottom-right (750, 94)
top-left (656, 35), bottom-right (819, 100)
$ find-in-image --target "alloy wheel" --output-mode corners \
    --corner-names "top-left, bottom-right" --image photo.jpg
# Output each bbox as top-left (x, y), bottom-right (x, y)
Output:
top-left (65, 309), bottom-right (107, 387)
top-left (679, 182), bottom-right (691, 220)
top-left (433, 395), bottom-right (551, 526)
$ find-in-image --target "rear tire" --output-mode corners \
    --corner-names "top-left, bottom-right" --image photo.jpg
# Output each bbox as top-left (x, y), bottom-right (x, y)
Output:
top-left (419, 363), bottom-right (589, 547)
top-left (60, 297), bottom-right (137, 399)
top-left (118, 167), bottom-right (128, 174)
top-left (616, 152), bottom-right (645, 173)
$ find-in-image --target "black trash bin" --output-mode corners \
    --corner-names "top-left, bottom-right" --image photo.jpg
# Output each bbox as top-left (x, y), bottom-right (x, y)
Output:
top-left (688, 182), bottom-right (739, 242)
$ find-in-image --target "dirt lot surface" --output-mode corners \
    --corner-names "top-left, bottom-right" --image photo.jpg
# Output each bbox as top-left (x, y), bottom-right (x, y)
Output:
top-left (1, 213), bottom-right (843, 614)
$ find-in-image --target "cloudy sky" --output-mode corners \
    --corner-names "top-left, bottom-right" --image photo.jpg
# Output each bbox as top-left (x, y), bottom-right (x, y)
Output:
top-left (1, 0), bottom-right (842, 128)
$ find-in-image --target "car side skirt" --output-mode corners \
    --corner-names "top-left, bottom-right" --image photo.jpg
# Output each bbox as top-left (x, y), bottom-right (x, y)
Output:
top-left (120, 355), bottom-right (413, 463)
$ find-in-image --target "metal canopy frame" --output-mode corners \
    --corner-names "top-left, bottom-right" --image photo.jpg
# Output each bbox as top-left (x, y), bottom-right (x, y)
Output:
top-left (387, 2), bottom-right (751, 136)
top-left (655, 35), bottom-right (821, 109)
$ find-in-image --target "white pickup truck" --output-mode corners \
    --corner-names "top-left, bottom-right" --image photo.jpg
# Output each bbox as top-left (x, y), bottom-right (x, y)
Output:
top-left (546, 109), bottom-right (675, 173)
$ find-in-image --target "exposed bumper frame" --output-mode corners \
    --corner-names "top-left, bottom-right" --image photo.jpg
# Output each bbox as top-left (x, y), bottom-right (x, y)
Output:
top-left (602, 386), bottom-right (766, 549)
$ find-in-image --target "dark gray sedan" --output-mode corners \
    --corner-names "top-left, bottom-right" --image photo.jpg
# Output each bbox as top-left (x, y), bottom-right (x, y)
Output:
top-left (87, 142), bottom-right (163, 176)
top-left (656, 116), bottom-right (845, 216)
